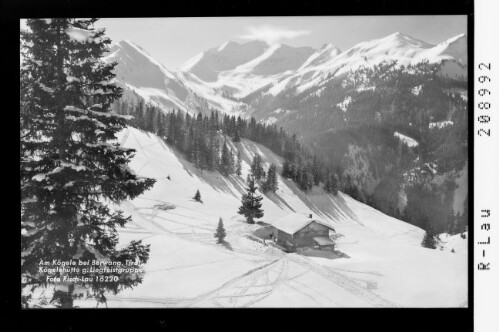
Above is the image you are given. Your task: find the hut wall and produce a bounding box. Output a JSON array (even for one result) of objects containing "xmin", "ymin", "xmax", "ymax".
[
  {"xmin": 276, "ymin": 229, "xmax": 294, "ymax": 249},
  {"xmin": 293, "ymin": 222, "xmax": 330, "ymax": 247}
]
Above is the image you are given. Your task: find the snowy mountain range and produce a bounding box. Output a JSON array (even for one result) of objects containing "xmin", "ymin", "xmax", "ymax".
[{"xmin": 106, "ymin": 32, "xmax": 467, "ymax": 117}]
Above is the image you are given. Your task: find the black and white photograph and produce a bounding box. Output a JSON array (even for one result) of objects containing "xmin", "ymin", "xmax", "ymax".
[{"xmin": 20, "ymin": 14, "xmax": 470, "ymax": 310}]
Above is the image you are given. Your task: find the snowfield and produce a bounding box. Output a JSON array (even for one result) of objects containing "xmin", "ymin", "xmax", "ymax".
[{"xmin": 75, "ymin": 127, "xmax": 466, "ymax": 308}]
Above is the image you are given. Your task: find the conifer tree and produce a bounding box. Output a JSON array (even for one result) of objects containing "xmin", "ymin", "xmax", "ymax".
[
  {"xmin": 330, "ymin": 173, "xmax": 339, "ymax": 195},
  {"xmin": 214, "ymin": 217, "xmax": 226, "ymax": 244},
  {"xmin": 262, "ymin": 164, "xmax": 278, "ymax": 193},
  {"xmin": 270, "ymin": 164, "xmax": 279, "ymax": 192},
  {"xmin": 446, "ymin": 209, "xmax": 457, "ymax": 235},
  {"xmin": 219, "ymin": 141, "xmax": 232, "ymax": 176},
  {"xmin": 228, "ymin": 149, "xmax": 235, "ymax": 175},
  {"xmin": 175, "ymin": 111, "xmax": 185, "ymax": 150},
  {"xmin": 236, "ymin": 151, "xmax": 242, "ymax": 176},
  {"xmin": 156, "ymin": 111, "xmax": 166, "ymax": 138},
  {"xmin": 193, "ymin": 189, "xmax": 202, "ymax": 203},
  {"xmin": 146, "ymin": 104, "xmax": 156, "ymax": 132},
  {"xmin": 237, "ymin": 175, "xmax": 264, "ymax": 224},
  {"xmin": 167, "ymin": 109, "xmax": 176, "ymax": 144},
  {"xmin": 186, "ymin": 126, "xmax": 195, "ymax": 162},
  {"xmin": 282, "ymin": 160, "xmax": 293, "ymax": 179},
  {"xmin": 420, "ymin": 216, "xmax": 438, "ymax": 249},
  {"xmin": 250, "ymin": 154, "xmax": 265, "ymax": 182},
  {"xmin": 421, "ymin": 231, "xmax": 438, "ymax": 249},
  {"xmin": 207, "ymin": 133, "xmax": 218, "ymax": 171},
  {"xmin": 299, "ymin": 167, "xmax": 314, "ymax": 191},
  {"xmin": 324, "ymin": 173, "xmax": 339, "ymax": 195},
  {"xmin": 324, "ymin": 176, "xmax": 332, "ymax": 193},
  {"xmin": 20, "ymin": 18, "xmax": 155, "ymax": 308},
  {"xmin": 233, "ymin": 130, "xmax": 241, "ymax": 142}
]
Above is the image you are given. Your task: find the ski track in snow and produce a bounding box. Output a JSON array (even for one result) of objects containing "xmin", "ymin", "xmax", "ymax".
[
  {"xmin": 112, "ymin": 196, "xmax": 400, "ymax": 308},
  {"xmin": 285, "ymin": 255, "xmax": 398, "ymax": 307}
]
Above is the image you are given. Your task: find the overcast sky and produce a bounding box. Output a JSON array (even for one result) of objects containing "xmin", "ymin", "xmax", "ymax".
[{"xmin": 83, "ymin": 16, "xmax": 464, "ymax": 69}]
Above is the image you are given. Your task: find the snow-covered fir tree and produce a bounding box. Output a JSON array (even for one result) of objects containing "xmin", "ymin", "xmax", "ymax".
[
  {"xmin": 237, "ymin": 175, "xmax": 264, "ymax": 224},
  {"xmin": 228, "ymin": 149, "xmax": 235, "ymax": 174},
  {"xmin": 298, "ymin": 167, "xmax": 314, "ymax": 191},
  {"xmin": 235, "ymin": 151, "xmax": 242, "ymax": 176},
  {"xmin": 262, "ymin": 163, "xmax": 278, "ymax": 193},
  {"xmin": 193, "ymin": 189, "xmax": 202, "ymax": 202},
  {"xmin": 214, "ymin": 217, "xmax": 226, "ymax": 244},
  {"xmin": 20, "ymin": 18, "xmax": 156, "ymax": 308},
  {"xmin": 219, "ymin": 141, "xmax": 234, "ymax": 176},
  {"xmin": 421, "ymin": 231, "xmax": 438, "ymax": 249},
  {"xmin": 250, "ymin": 154, "xmax": 265, "ymax": 182}
]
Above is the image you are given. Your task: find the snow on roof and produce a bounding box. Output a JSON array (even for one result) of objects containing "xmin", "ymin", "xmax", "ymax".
[{"xmin": 270, "ymin": 213, "xmax": 334, "ymax": 235}]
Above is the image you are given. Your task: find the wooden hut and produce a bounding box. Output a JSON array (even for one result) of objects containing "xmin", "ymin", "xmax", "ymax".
[{"xmin": 269, "ymin": 213, "xmax": 336, "ymax": 251}]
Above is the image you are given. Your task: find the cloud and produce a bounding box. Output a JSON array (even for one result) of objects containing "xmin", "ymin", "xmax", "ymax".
[{"xmin": 239, "ymin": 25, "xmax": 311, "ymax": 44}]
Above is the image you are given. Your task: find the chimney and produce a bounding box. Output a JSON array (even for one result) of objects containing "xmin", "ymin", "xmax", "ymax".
[{"xmin": 309, "ymin": 214, "xmax": 313, "ymax": 219}]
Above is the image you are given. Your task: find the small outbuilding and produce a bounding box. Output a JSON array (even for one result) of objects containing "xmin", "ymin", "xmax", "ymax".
[{"xmin": 269, "ymin": 213, "xmax": 336, "ymax": 251}]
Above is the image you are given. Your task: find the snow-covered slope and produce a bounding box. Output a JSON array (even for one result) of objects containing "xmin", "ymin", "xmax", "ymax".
[
  {"xmin": 105, "ymin": 40, "xmax": 190, "ymax": 111},
  {"xmin": 422, "ymin": 33, "xmax": 467, "ymax": 66},
  {"xmin": 73, "ymin": 127, "xmax": 467, "ymax": 308}
]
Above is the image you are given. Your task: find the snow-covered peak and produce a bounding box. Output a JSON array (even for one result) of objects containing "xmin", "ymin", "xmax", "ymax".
[
  {"xmin": 109, "ymin": 39, "xmax": 177, "ymax": 80},
  {"xmin": 300, "ymin": 43, "xmax": 342, "ymax": 69},
  {"xmin": 345, "ymin": 32, "xmax": 433, "ymax": 59},
  {"xmin": 106, "ymin": 39, "xmax": 196, "ymax": 112},
  {"xmin": 232, "ymin": 43, "xmax": 316, "ymax": 76},
  {"xmin": 180, "ymin": 40, "xmax": 269, "ymax": 82},
  {"xmin": 379, "ymin": 32, "xmax": 434, "ymax": 48}
]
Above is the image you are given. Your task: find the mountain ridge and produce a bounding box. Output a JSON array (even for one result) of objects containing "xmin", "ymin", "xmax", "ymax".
[{"xmin": 107, "ymin": 32, "xmax": 467, "ymax": 115}]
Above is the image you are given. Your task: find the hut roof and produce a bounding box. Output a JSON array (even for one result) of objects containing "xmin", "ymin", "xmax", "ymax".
[{"xmin": 271, "ymin": 213, "xmax": 334, "ymax": 235}]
